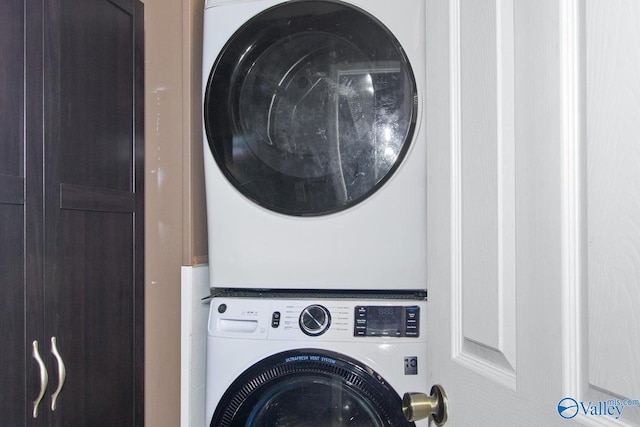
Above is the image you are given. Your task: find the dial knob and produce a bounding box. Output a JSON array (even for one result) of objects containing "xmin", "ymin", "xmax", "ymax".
[{"xmin": 299, "ymin": 305, "xmax": 331, "ymax": 336}]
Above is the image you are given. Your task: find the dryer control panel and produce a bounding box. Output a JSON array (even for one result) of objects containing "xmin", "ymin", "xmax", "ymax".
[{"xmin": 354, "ymin": 305, "xmax": 420, "ymax": 338}]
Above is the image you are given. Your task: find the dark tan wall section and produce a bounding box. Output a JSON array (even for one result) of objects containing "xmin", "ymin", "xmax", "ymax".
[{"xmin": 144, "ymin": 0, "xmax": 206, "ymax": 424}]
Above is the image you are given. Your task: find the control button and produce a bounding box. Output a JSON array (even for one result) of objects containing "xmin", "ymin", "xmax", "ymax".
[
  {"xmin": 405, "ymin": 306, "xmax": 420, "ymax": 337},
  {"xmin": 354, "ymin": 306, "xmax": 368, "ymax": 336},
  {"xmin": 271, "ymin": 311, "xmax": 281, "ymax": 328},
  {"xmin": 354, "ymin": 324, "xmax": 367, "ymax": 335}
]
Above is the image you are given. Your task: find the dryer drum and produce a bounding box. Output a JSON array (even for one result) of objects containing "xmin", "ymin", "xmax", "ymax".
[
  {"xmin": 204, "ymin": 0, "xmax": 418, "ymax": 216},
  {"xmin": 210, "ymin": 349, "xmax": 416, "ymax": 426}
]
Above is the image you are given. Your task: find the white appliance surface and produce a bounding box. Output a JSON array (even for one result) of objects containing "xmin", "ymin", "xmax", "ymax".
[
  {"xmin": 180, "ymin": 265, "xmax": 210, "ymax": 427},
  {"xmin": 202, "ymin": 0, "xmax": 427, "ymax": 291},
  {"xmin": 206, "ymin": 296, "xmax": 429, "ymax": 426}
]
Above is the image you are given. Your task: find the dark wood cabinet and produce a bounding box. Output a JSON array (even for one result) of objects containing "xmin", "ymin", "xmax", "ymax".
[{"xmin": 0, "ymin": 0, "xmax": 144, "ymax": 425}]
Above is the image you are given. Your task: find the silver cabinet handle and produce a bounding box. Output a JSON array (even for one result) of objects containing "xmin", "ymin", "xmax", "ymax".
[
  {"xmin": 50, "ymin": 336, "xmax": 66, "ymax": 411},
  {"xmin": 32, "ymin": 340, "xmax": 49, "ymax": 418}
]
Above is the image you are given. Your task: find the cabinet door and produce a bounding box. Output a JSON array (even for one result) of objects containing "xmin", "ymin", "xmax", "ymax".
[
  {"xmin": 42, "ymin": 0, "xmax": 144, "ymax": 425},
  {"xmin": 0, "ymin": 1, "xmax": 28, "ymax": 424}
]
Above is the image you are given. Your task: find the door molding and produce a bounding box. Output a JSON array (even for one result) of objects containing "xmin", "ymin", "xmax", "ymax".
[
  {"xmin": 450, "ymin": 0, "xmax": 517, "ymax": 390},
  {"xmin": 560, "ymin": 0, "xmax": 585, "ymax": 406}
]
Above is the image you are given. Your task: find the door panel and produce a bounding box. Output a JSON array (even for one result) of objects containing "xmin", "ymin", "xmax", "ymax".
[
  {"xmin": 426, "ymin": 1, "xmax": 564, "ymax": 424},
  {"xmin": 0, "ymin": 0, "xmax": 24, "ymax": 177},
  {"xmin": 0, "ymin": 205, "xmax": 26, "ymax": 426},
  {"xmin": 43, "ymin": 0, "xmax": 144, "ymax": 425},
  {"xmin": 54, "ymin": 0, "xmax": 134, "ymax": 193},
  {"xmin": 455, "ymin": 0, "xmax": 517, "ymax": 386},
  {"xmin": 0, "ymin": 0, "xmax": 27, "ymax": 424},
  {"xmin": 47, "ymin": 209, "xmax": 136, "ymax": 426},
  {"xmin": 574, "ymin": 1, "xmax": 640, "ymax": 422},
  {"xmin": 426, "ymin": 0, "xmax": 640, "ymax": 425}
]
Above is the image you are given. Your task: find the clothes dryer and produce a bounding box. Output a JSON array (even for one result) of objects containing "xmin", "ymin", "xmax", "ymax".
[
  {"xmin": 203, "ymin": 0, "xmax": 427, "ymax": 290},
  {"xmin": 205, "ymin": 296, "xmax": 433, "ymax": 426}
]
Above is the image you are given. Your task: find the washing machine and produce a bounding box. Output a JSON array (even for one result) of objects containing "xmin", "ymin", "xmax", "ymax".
[
  {"xmin": 202, "ymin": 0, "xmax": 427, "ymax": 291},
  {"xmin": 206, "ymin": 295, "xmax": 438, "ymax": 426}
]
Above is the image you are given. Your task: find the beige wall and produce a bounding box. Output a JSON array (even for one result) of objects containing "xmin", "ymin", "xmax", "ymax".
[{"xmin": 144, "ymin": 0, "xmax": 206, "ymax": 424}]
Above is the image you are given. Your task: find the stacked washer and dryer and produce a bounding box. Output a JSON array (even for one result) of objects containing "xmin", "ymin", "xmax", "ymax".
[{"xmin": 202, "ymin": 1, "xmax": 443, "ymax": 426}]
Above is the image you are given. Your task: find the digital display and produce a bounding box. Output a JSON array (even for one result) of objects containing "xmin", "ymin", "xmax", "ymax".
[
  {"xmin": 365, "ymin": 306, "xmax": 402, "ymax": 336},
  {"xmin": 354, "ymin": 305, "xmax": 419, "ymax": 337}
]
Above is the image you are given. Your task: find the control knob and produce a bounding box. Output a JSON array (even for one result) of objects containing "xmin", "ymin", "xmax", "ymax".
[{"xmin": 299, "ymin": 304, "xmax": 331, "ymax": 336}]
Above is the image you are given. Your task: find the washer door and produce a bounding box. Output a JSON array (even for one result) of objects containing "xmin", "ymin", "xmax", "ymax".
[
  {"xmin": 204, "ymin": 0, "xmax": 417, "ymax": 216},
  {"xmin": 210, "ymin": 349, "xmax": 415, "ymax": 426}
]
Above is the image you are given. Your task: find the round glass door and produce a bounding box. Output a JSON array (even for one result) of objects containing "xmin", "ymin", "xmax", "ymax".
[
  {"xmin": 210, "ymin": 349, "xmax": 414, "ymax": 426},
  {"xmin": 204, "ymin": 0, "xmax": 417, "ymax": 216}
]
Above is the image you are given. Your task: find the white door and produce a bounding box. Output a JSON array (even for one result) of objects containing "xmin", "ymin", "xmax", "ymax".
[{"xmin": 424, "ymin": 1, "xmax": 640, "ymax": 426}]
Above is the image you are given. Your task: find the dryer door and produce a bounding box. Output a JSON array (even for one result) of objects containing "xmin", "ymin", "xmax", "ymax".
[
  {"xmin": 210, "ymin": 349, "xmax": 415, "ymax": 426},
  {"xmin": 204, "ymin": 0, "xmax": 417, "ymax": 216}
]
